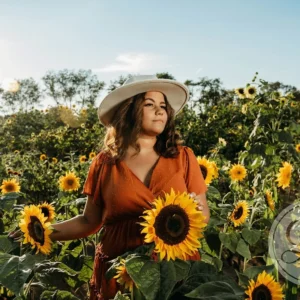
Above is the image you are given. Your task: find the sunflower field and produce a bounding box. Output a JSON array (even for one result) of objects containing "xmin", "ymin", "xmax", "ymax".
[{"xmin": 0, "ymin": 73, "xmax": 300, "ymax": 300}]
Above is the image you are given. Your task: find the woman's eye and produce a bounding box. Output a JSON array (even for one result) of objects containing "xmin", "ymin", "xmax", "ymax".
[{"xmin": 145, "ymin": 104, "xmax": 167, "ymax": 109}]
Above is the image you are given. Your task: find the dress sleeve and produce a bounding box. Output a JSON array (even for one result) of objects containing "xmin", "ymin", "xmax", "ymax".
[
  {"xmin": 82, "ymin": 152, "xmax": 105, "ymax": 206},
  {"xmin": 183, "ymin": 146, "xmax": 208, "ymax": 195}
]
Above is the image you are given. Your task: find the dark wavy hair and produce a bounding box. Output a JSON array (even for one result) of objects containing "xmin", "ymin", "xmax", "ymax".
[{"xmin": 100, "ymin": 92, "xmax": 184, "ymax": 162}]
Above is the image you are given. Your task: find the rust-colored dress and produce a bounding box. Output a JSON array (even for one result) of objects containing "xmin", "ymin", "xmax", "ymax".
[{"xmin": 82, "ymin": 145, "xmax": 207, "ymax": 300}]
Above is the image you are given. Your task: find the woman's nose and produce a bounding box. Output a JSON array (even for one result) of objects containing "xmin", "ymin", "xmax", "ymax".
[{"xmin": 155, "ymin": 106, "xmax": 164, "ymax": 114}]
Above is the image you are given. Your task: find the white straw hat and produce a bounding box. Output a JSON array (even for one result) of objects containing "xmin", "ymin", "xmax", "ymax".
[{"xmin": 98, "ymin": 75, "xmax": 189, "ymax": 127}]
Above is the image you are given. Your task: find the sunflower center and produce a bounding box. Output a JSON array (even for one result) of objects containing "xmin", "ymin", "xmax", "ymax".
[
  {"xmin": 234, "ymin": 207, "xmax": 244, "ymax": 220},
  {"xmin": 67, "ymin": 179, "xmax": 74, "ymax": 186},
  {"xmin": 200, "ymin": 166, "xmax": 208, "ymax": 179},
  {"xmin": 5, "ymin": 183, "xmax": 14, "ymax": 192},
  {"xmin": 249, "ymin": 89, "xmax": 254, "ymax": 94},
  {"xmin": 41, "ymin": 207, "xmax": 50, "ymax": 217},
  {"xmin": 154, "ymin": 205, "xmax": 190, "ymax": 245},
  {"xmin": 28, "ymin": 216, "xmax": 45, "ymax": 245},
  {"xmin": 252, "ymin": 284, "xmax": 272, "ymax": 300},
  {"xmin": 239, "ymin": 89, "xmax": 244, "ymax": 94}
]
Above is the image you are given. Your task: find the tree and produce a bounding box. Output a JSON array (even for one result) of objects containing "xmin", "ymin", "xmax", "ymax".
[
  {"xmin": 184, "ymin": 77, "xmax": 233, "ymax": 114},
  {"xmin": 42, "ymin": 69, "xmax": 105, "ymax": 108},
  {"xmin": 156, "ymin": 72, "xmax": 175, "ymax": 80},
  {"xmin": 0, "ymin": 78, "xmax": 42, "ymax": 114}
]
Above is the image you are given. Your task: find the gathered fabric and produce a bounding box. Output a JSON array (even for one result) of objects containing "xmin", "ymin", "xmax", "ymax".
[{"xmin": 82, "ymin": 146, "xmax": 207, "ymax": 300}]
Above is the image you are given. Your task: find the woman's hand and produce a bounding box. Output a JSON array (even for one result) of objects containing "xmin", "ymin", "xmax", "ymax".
[
  {"xmin": 8, "ymin": 229, "xmax": 22, "ymax": 241},
  {"xmin": 189, "ymin": 192, "xmax": 204, "ymax": 211},
  {"xmin": 189, "ymin": 192, "xmax": 210, "ymax": 223}
]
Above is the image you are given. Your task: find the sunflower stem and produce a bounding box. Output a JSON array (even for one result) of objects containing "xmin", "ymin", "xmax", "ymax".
[
  {"xmin": 249, "ymin": 201, "xmax": 260, "ymax": 227},
  {"xmin": 24, "ymin": 276, "xmax": 34, "ymax": 297},
  {"xmin": 218, "ymin": 223, "xmax": 228, "ymax": 260},
  {"xmin": 243, "ymin": 257, "xmax": 248, "ymax": 272}
]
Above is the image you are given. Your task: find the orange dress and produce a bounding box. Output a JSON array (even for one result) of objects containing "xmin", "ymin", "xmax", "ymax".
[{"xmin": 82, "ymin": 145, "xmax": 207, "ymax": 300}]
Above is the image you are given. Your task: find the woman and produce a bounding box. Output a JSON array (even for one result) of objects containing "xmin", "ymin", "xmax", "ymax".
[{"xmin": 21, "ymin": 75, "xmax": 210, "ymax": 299}]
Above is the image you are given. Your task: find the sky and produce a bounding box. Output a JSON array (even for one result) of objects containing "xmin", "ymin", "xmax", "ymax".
[{"xmin": 0, "ymin": 0, "xmax": 299, "ymax": 108}]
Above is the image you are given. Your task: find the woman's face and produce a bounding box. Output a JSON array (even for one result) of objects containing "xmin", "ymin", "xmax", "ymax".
[{"xmin": 141, "ymin": 91, "xmax": 168, "ymax": 137}]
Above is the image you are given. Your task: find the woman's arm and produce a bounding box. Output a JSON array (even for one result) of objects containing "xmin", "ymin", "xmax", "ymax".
[
  {"xmin": 50, "ymin": 195, "xmax": 102, "ymax": 241},
  {"xmin": 190, "ymin": 192, "xmax": 210, "ymax": 224}
]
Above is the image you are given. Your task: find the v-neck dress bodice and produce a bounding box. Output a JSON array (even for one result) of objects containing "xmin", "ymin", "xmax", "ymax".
[
  {"xmin": 120, "ymin": 155, "xmax": 161, "ymax": 189},
  {"xmin": 82, "ymin": 145, "xmax": 207, "ymax": 300}
]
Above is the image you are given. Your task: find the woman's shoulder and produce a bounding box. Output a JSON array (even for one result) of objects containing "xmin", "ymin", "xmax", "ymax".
[
  {"xmin": 177, "ymin": 145, "xmax": 195, "ymax": 155},
  {"xmin": 92, "ymin": 150, "xmax": 115, "ymax": 165}
]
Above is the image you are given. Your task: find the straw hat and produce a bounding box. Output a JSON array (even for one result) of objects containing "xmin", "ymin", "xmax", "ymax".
[{"xmin": 98, "ymin": 75, "xmax": 189, "ymax": 127}]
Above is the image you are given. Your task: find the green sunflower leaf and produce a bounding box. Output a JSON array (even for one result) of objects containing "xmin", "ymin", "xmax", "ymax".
[
  {"xmin": 125, "ymin": 256, "xmax": 160, "ymax": 300},
  {"xmin": 244, "ymin": 265, "xmax": 275, "ymax": 279},
  {"xmin": 207, "ymin": 186, "xmax": 221, "ymax": 201},
  {"xmin": 0, "ymin": 235, "xmax": 19, "ymax": 253},
  {"xmin": 184, "ymin": 281, "xmax": 243, "ymax": 299},
  {"xmin": 0, "ymin": 253, "xmax": 45, "ymax": 295},
  {"xmin": 241, "ymin": 228, "xmax": 261, "ymax": 245},
  {"xmin": 236, "ymin": 239, "xmax": 251, "ymax": 259},
  {"xmin": 219, "ymin": 232, "xmax": 238, "ymax": 253},
  {"xmin": 158, "ymin": 260, "xmax": 176, "ymax": 300}
]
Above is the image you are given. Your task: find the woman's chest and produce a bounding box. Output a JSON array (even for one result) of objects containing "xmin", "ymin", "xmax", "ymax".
[{"xmin": 123, "ymin": 153, "xmax": 160, "ymax": 187}]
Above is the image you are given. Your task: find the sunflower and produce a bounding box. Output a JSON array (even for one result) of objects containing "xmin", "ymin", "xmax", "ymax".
[
  {"xmin": 229, "ymin": 164, "xmax": 247, "ymax": 182},
  {"xmin": 52, "ymin": 157, "xmax": 58, "ymax": 164},
  {"xmin": 89, "ymin": 152, "xmax": 96, "ymax": 159},
  {"xmin": 38, "ymin": 202, "xmax": 56, "ymax": 222},
  {"xmin": 245, "ymin": 86, "xmax": 257, "ymax": 99},
  {"xmin": 279, "ymin": 97, "xmax": 287, "ymax": 106},
  {"xmin": 80, "ymin": 123, "xmax": 85, "ymax": 128},
  {"xmin": 210, "ymin": 161, "xmax": 219, "ymax": 179},
  {"xmin": 230, "ymin": 201, "xmax": 249, "ymax": 227},
  {"xmin": 295, "ymin": 144, "xmax": 300, "ymax": 153},
  {"xmin": 0, "ymin": 178, "xmax": 21, "ymax": 194},
  {"xmin": 197, "ymin": 157, "xmax": 214, "ymax": 185},
  {"xmin": 59, "ymin": 171, "xmax": 80, "ymax": 192},
  {"xmin": 264, "ymin": 190, "xmax": 275, "ymax": 211},
  {"xmin": 40, "ymin": 154, "xmax": 47, "ymax": 161},
  {"xmin": 114, "ymin": 259, "xmax": 134, "ymax": 292},
  {"xmin": 235, "ymin": 87, "xmax": 246, "ymax": 99},
  {"xmin": 249, "ymin": 187, "xmax": 256, "ymax": 197},
  {"xmin": 19, "ymin": 205, "xmax": 53, "ymax": 255},
  {"xmin": 218, "ymin": 137, "xmax": 227, "ymax": 147},
  {"xmin": 275, "ymin": 162, "xmax": 293, "ymax": 189},
  {"xmin": 14, "ymin": 150, "xmax": 20, "ymax": 154},
  {"xmin": 140, "ymin": 188, "xmax": 207, "ymax": 261},
  {"xmin": 79, "ymin": 155, "xmax": 87, "ymax": 163},
  {"xmin": 245, "ymin": 270, "xmax": 283, "ymax": 300},
  {"xmin": 290, "ymin": 101, "xmax": 297, "ymax": 108},
  {"xmin": 271, "ymin": 91, "xmax": 282, "ymax": 100},
  {"xmin": 241, "ymin": 104, "xmax": 248, "ymax": 114}
]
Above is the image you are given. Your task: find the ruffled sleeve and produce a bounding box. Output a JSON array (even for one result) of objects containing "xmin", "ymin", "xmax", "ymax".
[
  {"xmin": 183, "ymin": 146, "xmax": 207, "ymax": 195},
  {"xmin": 82, "ymin": 151, "xmax": 106, "ymax": 207}
]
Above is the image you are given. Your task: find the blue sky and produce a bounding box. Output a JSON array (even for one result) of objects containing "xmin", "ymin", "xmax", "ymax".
[{"xmin": 0, "ymin": 0, "xmax": 299, "ymax": 107}]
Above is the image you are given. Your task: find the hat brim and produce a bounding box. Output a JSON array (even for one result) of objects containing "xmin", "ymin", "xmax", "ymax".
[{"xmin": 98, "ymin": 79, "xmax": 189, "ymax": 127}]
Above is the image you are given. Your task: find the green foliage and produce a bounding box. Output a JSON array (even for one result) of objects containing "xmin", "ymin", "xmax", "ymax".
[{"xmin": 1, "ymin": 71, "xmax": 300, "ymax": 298}]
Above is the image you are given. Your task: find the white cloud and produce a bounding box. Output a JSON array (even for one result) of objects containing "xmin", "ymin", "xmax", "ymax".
[{"xmin": 93, "ymin": 53, "xmax": 168, "ymax": 73}]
